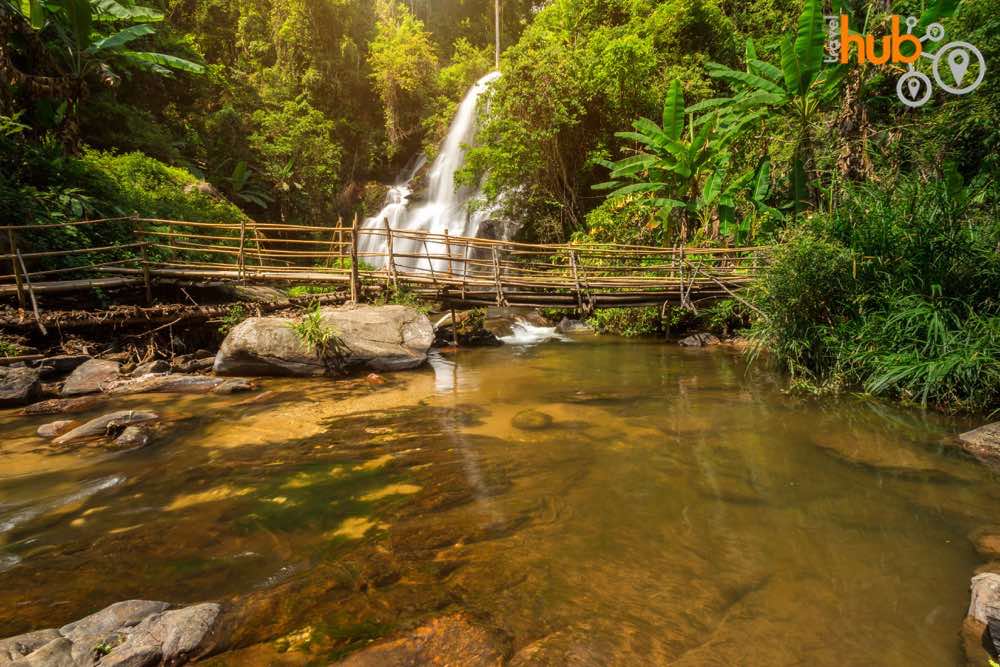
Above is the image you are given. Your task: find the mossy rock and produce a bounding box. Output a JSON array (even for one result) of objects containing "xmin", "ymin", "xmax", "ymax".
[{"xmin": 511, "ymin": 410, "xmax": 554, "ymax": 431}]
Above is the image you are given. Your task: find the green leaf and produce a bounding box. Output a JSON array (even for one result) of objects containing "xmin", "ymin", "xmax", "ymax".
[
  {"xmin": 592, "ymin": 180, "xmax": 622, "ymax": 191},
  {"xmin": 917, "ymin": 0, "xmax": 963, "ymax": 33},
  {"xmin": 793, "ymin": 0, "xmax": 825, "ymax": 90},
  {"xmin": 779, "ymin": 37, "xmax": 802, "ymax": 96},
  {"xmin": 608, "ymin": 182, "xmax": 670, "ymax": 197},
  {"xmin": 790, "ymin": 157, "xmax": 809, "ymax": 214},
  {"xmin": 685, "ymin": 97, "xmax": 732, "ymax": 114},
  {"xmin": 121, "ymin": 50, "xmax": 205, "ymax": 73},
  {"xmin": 87, "ymin": 23, "xmax": 155, "ymax": 52},
  {"xmin": 751, "ymin": 158, "xmax": 772, "ymax": 202},
  {"xmin": 61, "ymin": 0, "xmax": 94, "ymax": 52},
  {"xmin": 745, "ymin": 37, "xmax": 758, "ymax": 64},
  {"xmin": 706, "ymin": 62, "xmax": 785, "ymax": 96},
  {"xmin": 662, "ymin": 79, "xmax": 684, "ymax": 142},
  {"xmin": 747, "ymin": 59, "xmax": 783, "ymax": 84},
  {"xmin": 91, "ymin": 0, "xmax": 163, "ymax": 22}
]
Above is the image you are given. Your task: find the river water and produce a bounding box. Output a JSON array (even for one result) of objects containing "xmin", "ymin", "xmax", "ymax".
[{"xmin": 0, "ymin": 338, "xmax": 996, "ymax": 665}]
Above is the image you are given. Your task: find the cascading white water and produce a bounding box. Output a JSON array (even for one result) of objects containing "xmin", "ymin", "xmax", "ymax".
[{"xmin": 357, "ymin": 71, "xmax": 501, "ymax": 275}]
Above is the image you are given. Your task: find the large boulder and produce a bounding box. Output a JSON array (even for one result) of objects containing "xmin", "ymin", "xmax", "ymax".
[
  {"xmin": 959, "ymin": 423, "xmax": 1000, "ymax": 466},
  {"xmin": 0, "ymin": 367, "xmax": 41, "ymax": 407},
  {"xmin": 214, "ymin": 305, "xmax": 433, "ymax": 376},
  {"xmin": 61, "ymin": 359, "xmax": 120, "ymax": 396},
  {"xmin": 320, "ymin": 304, "xmax": 434, "ymax": 371},
  {"xmin": 213, "ymin": 317, "xmax": 326, "ymax": 377}
]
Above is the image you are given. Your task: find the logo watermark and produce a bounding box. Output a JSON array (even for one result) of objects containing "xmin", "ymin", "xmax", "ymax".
[{"xmin": 825, "ymin": 15, "xmax": 986, "ymax": 108}]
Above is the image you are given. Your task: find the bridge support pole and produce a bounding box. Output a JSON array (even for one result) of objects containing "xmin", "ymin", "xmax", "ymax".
[
  {"xmin": 350, "ymin": 214, "xmax": 361, "ymax": 303},
  {"xmin": 383, "ymin": 218, "xmax": 398, "ymax": 291},
  {"xmin": 7, "ymin": 229, "xmax": 25, "ymax": 310},
  {"xmin": 491, "ymin": 246, "xmax": 506, "ymax": 307}
]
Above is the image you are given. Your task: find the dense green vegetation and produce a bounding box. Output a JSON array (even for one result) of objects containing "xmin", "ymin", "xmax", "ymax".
[{"xmin": 2, "ymin": 0, "xmax": 997, "ymax": 411}]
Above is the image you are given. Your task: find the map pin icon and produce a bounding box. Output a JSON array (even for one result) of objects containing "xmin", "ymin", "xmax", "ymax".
[
  {"xmin": 906, "ymin": 76, "xmax": 920, "ymax": 99},
  {"xmin": 948, "ymin": 49, "xmax": 970, "ymax": 85}
]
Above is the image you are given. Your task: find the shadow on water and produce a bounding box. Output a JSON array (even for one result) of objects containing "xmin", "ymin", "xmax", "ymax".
[{"xmin": 0, "ymin": 340, "xmax": 996, "ymax": 665}]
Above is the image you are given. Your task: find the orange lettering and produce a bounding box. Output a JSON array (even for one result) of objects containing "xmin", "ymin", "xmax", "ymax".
[
  {"xmin": 866, "ymin": 34, "xmax": 891, "ymax": 64},
  {"xmin": 891, "ymin": 15, "xmax": 922, "ymax": 63},
  {"xmin": 840, "ymin": 15, "xmax": 866, "ymax": 63}
]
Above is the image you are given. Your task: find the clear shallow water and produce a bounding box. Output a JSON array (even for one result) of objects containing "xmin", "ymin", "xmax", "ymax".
[{"xmin": 0, "ymin": 339, "xmax": 996, "ymax": 665}]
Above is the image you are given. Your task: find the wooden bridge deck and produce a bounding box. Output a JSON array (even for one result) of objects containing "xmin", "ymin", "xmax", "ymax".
[{"xmin": 0, "ymin": 217, "xmax": 766, "ymax": 314}]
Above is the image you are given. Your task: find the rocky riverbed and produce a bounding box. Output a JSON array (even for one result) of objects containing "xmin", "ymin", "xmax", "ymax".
[{"xmin": 1, "ymin": 304, "xmax": 999, "ymax": 666}]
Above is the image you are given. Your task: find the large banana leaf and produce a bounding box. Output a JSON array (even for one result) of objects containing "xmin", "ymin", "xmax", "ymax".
[
  {"xmin": 706, "ymin": 63, "xmax": 785, "ymax": 96},
  {"xmin": 793, "ymin": 0, "xmax": 825, "ymax": 91},
  {"xmin": 121, "ymin": 50, "xmax": 205, "ymax": 73},
  {"xmin": 92, "ymin": 0, "xmax": 163, "ymax": 23},
  {"xmin": 88, "ymin": 23, "xmax": 155, "ymax": 52},
  {"xmin": 662, "ymin": 79, "xmax": 684, "ymax": 142},
  {"xmin": 779, "ymin": 37, "xmax": 802, "ymax": 96}
]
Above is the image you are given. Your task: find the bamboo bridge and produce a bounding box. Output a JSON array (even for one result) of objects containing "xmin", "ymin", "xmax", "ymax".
[{"xmin": 0, "ymin": 217, "xmax": 766, "ymax": 320}]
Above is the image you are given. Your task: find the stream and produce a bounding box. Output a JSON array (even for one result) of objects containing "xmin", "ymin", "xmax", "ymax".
[{"xmin": 0, "ymin": 337, "xmax": 996, "ymax": 665}]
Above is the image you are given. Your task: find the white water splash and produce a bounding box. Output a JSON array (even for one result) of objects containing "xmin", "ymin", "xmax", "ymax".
[
  {"xmin": 499, "ymin": 319, "xmax": 568, "ymax": 346},
  {"xmin": 358, "ymin": 71, "xmax": 502, "ymax": 275}
]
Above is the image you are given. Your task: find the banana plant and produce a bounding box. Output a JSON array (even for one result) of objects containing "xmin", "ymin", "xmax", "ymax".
[
  {"xmin": 594, "ymin": 79, "xmax": 763, "ymax": 241},
  {"xmin": 693, "ymin": 0, "xmax": 845, "ymax": 214},
  {"xmin": 8, "ymin": 0, "xmax": 203, "ymax": 146}
]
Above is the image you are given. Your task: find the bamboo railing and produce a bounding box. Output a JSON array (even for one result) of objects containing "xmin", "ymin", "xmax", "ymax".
[{"xmin": 0, "ymin": 216, "xmax": 768, "ymax": 314}]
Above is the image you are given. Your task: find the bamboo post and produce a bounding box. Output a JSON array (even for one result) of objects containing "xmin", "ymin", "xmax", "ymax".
[
  {"xmin": 461, "ymin": 243, "xmax": 470, "ymax": 300},
  {"xmin": 383, "ymin": 218, "xmax": 398, "ymax": 290},
  {"xmin": 138, "ymin": 240, "xmax": 152, "ymax": 306},
  {"xmin": 569, "ymin": 248, "xmax": 584, "ymax": 313},
  {"xmin": 7, "ymin": 229, "xmax": 25, "ymax": 309},
  {"xmin": 350, "ymin": 214, "xmax": 360, "ymax": 303},
  {"xmin": 335, "ymin": 218, "xmax": 344, "ymax": 267},
  {"xmin": 444, "ymin": 229, "xmax": 453, "ymax": 278},
  {"xmin": 16, "ymin": 249, "xmax": 46, "ymax": 335},
  {"xmin": 238, "ymin": 218, "xmax": 246, "ymax": 283},
  {"xmin": 422, "ymin": 239, "xmax": 438, "ymax": 287},
  {"xmin": 451, "ymin": 307, "xmax": 459, "ymax": 347},
  {"xmin": 491, "ymin": 246, "xmax": 505, "ymax": 307}
]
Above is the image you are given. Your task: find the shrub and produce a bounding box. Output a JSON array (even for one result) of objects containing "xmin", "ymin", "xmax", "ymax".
[
  {"xmin": 587, "ymin": 307, "xmax": 663, "ymax": 337},
  {"xmin": 747, "ymin": 228, "xmax": 856, "ymax": 378}
]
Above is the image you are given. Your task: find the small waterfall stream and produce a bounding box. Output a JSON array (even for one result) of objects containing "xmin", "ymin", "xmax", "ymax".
[{"xmin": 357, "ymin": 71, "xmax": 502, "ymax": 275}]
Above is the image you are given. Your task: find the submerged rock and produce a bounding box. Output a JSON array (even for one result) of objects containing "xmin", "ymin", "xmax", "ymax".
[
  {"xmin": 214, "ymin": 304, "xmax": 434, "ymax": 376},
  {"xmin": 212, "ymin": 378, "xmax": 256, "ymax": 395},
  {"xmin": 113, "ymin": 425, "xmax": 151, "ymax": 449},
  {"xmin": 20, "ymin": 395, "xmax": 102, "ymax": 416},
  {"xmin": 511, "ymin": 409, "xmax": 554, "ymax": 431},
  {"xmin": 971, "ymin": 530, "xmax": 1000, "ymax": 559},
  {"xmin": 334, "ymin": 613, "xmax": 507, "ymax": 666},
  {"xmin": 678, "ymin": 333, "xmax": 721, "ymax": 347},
  {"xmin": 958, "ymin": 423, "xmax": 1000, "ymax": 467},
  {"xmin": 556, "ymin": 317, "xmax": 594, "ymax": 335},
  {"xmin": 36, "ymin": 420, "xmax": 77, "ymax": 439},
  {"xmin": 0, "ymin": 367, "xmax": 41, "ymax": 407},
  {"xmin": 61, "ymin": 359, "xmax": 120, "ymax": 396},
  {"xmin": 52, "ymin": 410, "xmax": 159, "ymax": 445}
]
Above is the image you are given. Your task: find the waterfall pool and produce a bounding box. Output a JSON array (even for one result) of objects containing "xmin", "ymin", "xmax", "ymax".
[{"xmin": 0, "ymin": 338, "xmax": 995, "ymax": 665}]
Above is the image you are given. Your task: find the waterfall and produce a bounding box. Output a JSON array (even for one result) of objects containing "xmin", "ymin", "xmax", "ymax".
[{"xmin": 357, "ymin": 71, "xmax": 502, "ymax": 275}]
